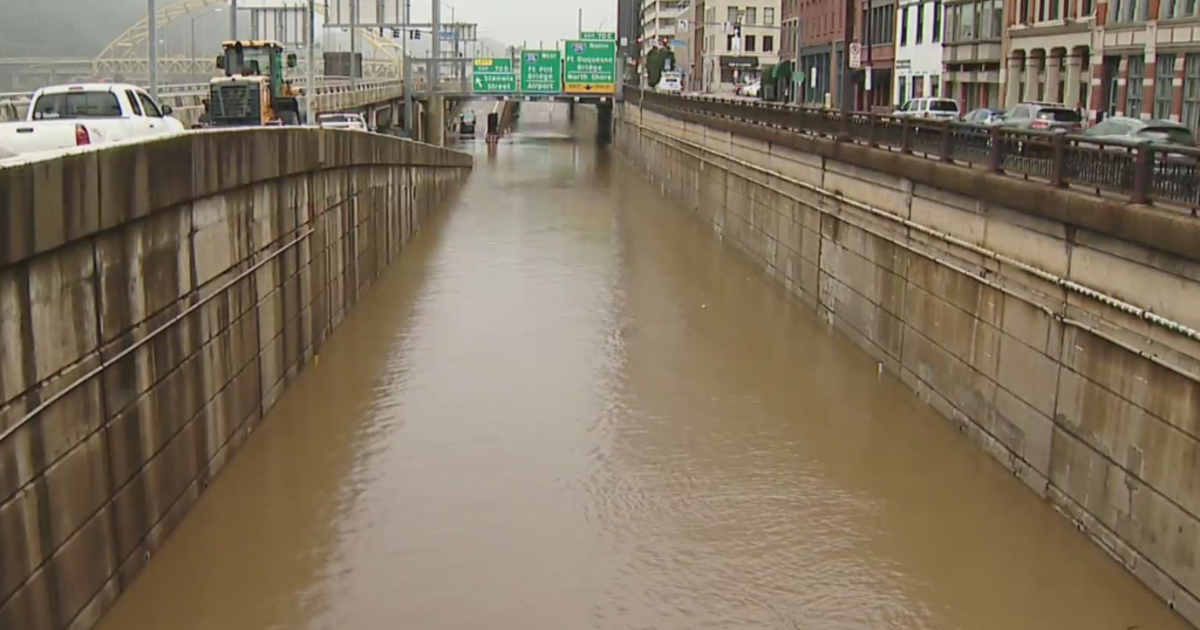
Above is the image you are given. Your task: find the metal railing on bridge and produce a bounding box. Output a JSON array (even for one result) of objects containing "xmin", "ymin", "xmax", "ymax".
[{"xmin": 627, "ymin": 87, "xmax": 1200, "ymax": 210}]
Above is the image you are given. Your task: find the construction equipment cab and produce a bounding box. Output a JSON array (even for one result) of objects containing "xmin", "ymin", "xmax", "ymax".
[{"xmin": 206, "ymin": 40, "xmax": 301, "ymax": 126}]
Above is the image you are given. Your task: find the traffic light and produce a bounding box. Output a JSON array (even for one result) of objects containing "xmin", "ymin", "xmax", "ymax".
[
  {"xmin": 410, "ymin": 29, "xmax": 421, "ymax": 40},
  {"xmin": 392, "ymin": 28, "xmax": 401, "ymax": 38}
]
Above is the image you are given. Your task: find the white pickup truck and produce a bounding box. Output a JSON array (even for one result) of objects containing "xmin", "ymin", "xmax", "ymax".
[{"xmin": 0, "ymin": 83, "xmax": 185, "ymax": 158}]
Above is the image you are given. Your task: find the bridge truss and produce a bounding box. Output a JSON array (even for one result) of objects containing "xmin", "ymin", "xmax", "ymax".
[{"xmin": 94, "ymin": 0, "xmax": 405, "ymax": 79}]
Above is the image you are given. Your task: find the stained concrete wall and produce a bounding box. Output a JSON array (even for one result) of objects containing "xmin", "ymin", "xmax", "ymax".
[
  {"xmin": 617, "ymin": 102, "xmax": 1200, "ymax": 627},
  {"xmin": 0, "ymin": 128, "xmax": 471, "ymax": 630}
]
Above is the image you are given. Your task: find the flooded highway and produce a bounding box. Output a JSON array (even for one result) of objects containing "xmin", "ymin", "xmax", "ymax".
[{"xmin": 96, "ymin": 105, "xmax": 1190, "ymax": 630}]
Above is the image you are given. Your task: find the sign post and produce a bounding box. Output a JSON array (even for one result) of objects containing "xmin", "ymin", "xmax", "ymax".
[
  {"xmin": 564, "ymin": 39, "xmax": 618, "ymax": 95},
  {"xmin": 472, "ymin": 57, "xmax": 517, "ymax": 93},
  {"xmin": 520, "ymin": 50, "xmax": 563, "ymax": 94}
]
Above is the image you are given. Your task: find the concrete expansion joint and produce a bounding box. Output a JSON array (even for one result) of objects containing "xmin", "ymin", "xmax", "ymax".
[{"xmin": 625, "ymin": 117, "xmax": 1200, "ymax": 355}]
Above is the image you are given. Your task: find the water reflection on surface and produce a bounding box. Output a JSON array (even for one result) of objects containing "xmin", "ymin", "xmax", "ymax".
[{"xmin": 95, "ymin": 104, "xmax": 1189, "ymax": 630}]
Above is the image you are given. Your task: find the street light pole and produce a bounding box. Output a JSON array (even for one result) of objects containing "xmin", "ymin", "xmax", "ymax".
[
  {"xmin": 148, "ymin": 0, "xmax": 159, "ymax": 98},
  {"xmin": 190, "ymin": 7, "xmax": 221, "ymax": 75},
  {"xmin": 230, "ymin": 0, "xmax": 238, "ymax": 40},
  {"xmin": 350, "ymin": 0, "xmax": 358, "ymax": 87},
  {"xmin": 307, "ymin": 0, "xmax": 316, "ymax": 123},
  {"xmin": 840, "ymin": 0, "xmax": 855, "ymax": 125},
  {"xmin": 403, "ymin": 0, "xmax": 413, "ymax": 136}
]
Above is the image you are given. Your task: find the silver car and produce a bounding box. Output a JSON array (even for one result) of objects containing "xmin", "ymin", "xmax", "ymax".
[{"xmin": 1083, "ymin": 116, "xmax": 1195, "ymax": 148}]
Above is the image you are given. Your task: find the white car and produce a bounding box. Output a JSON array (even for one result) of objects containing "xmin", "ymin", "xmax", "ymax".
[
  {"xmin": 736, "ymin": 81, "xmax": 761, "ymax": 98},
  {"xmin": 892, "ymin": 97, "xmax": 961, "ymax": 121},
  {"xmin": 317, "ymin": 112, "xmax": 369, "ymax": 131},
  {"xmin": 657, "ymin": 72, "xmax": 683, "ymax": 94},
  {"xmin": 0, "ymin": 83, "xmax": 184, "ymax": 157}
]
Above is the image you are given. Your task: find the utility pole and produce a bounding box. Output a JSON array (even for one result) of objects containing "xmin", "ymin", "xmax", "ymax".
[
  {"xmin": 230, "ymin": 0, "xmax": 238, "ymax": 40},
  {"xmin": 350, "ymin": 0, "xmax": 358, "ymax": 87},
  {"xmin": 307, "ymin": 0, "xmax": 316, "ymax": 123},
  {"xmin": 840, "ymin": 0, "xmax": 855, "ymax": 126},
  {"xmin": 578, "ymin": 8, "xmax": 583, "ymax": 37},
  {"xmin": 431, "ymin": 0, "xmax": 441, "ymax": 87},
  {"xmin": 148, "ymin": 0, "xmax": 159, "ymax": 98},
  {"xmin": 430, "ymin": 0, "xmax": 444, "ymax": 145},
  {"xmin": 403, "ymin": 0, "xmax": 413, "ymax": 136}
]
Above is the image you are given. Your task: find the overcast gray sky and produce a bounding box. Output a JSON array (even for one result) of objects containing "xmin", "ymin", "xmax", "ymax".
[{"xmin": 408, "ymin": 0, "xmax": 617, "ymax": 49}]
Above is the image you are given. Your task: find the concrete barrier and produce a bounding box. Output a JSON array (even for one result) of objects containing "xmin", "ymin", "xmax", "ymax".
[
  {"xmin": 0, "ymin": 128, "xmax": 471, "ymax": 630},
  {"xmin": 618, "ymin": 102, "xmax": 1200, "ymax": 628}
]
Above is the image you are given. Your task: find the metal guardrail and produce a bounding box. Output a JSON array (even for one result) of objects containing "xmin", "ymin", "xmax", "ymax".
[
  {"xmin": 0, "ymin": 76, "xmax": 372, "ymax": 103},
  {"xmin": 627, "ymin": 87, "xmax": 1200, "ymax": 210}
]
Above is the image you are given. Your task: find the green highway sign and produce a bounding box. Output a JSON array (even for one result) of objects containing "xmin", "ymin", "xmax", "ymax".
[
  {"xmin": 473, "ymin": 57, "xmax": 517, "ymax": 93},
  {"xmin": 580, "ymin": 31, "xmax": 617, "ymax": 41},
  {"xmin": 564, "ymin": 40, "xmax": 617, "ymax": 95},
  {"xmin": 520, "ymin": 50, "xmax": 562, "ymax": 94}
]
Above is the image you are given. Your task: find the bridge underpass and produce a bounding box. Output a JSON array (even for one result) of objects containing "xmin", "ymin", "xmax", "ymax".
[{"xmin": 0, "ymin": 101, "xmax": 1190, "ymax": 630}]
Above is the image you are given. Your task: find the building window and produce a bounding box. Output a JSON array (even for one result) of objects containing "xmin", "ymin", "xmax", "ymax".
[
  {"xmin": 932, "ymin": 1, "xmax": 941, "ymax": 41},
  {"xmin": 931, "ymin": 74, "xmax": 940, "ymax": 96},
  {"xmin": 916, "ymin": 2, "xmax": 925, "ymax": 42},
  {"xmin": 765, "ymin": 7, "xmax": 776, "ymax": 25},
  {"xmin": 728, "ymin": 6, "xmax": 740, "ymax": 23},
  {"xmin": 1163, "ymin": 0, "xmax": 1200, "ymax": 17},
  {"xmin": 901, "ymin": 6, "xmax": 910, "ymax": 43},
  {"xmin": 1048, "ymin": 0, "xmax": 1061, "ymax": 19},
  {"xmin": 960, "ymin": 1, "xmax": 976, "ymax": 39},
  {"xmin": 1183, "ymin": 54, "xmax": 1200, "ymax": 131},
  {"xmin": 745, "ymin": 34, "xmax": 757, "ymax": 51},
  {"xmin": 1155, "ymin": 54, "xmax": 1176, "ymax": 119},
  {"xmin": 745, "ymin": 7, "xmax": 757, "ymax": 24},
  {"xmin": 764, "ymin": 35, "xmax": 775, "ymax": 52},
  {"xmin": 1127, "ymin": 55, "xmax": 1145, "ymax": 115},
  {"xmin": 1110, "ymin": 0, "xmax": 1144, "ymax": 22}
]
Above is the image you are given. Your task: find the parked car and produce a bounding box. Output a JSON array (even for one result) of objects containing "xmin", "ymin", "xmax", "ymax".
[
  {"xmin": 317, "ymin": 112, "xmax": 369, "ymax": 131},
  {"xmin": 657, "ymin": 71, "xmax": 683, "ymax": 94},
  {"xmin": 892, "ymin": 97, "xmax": 961, "ymax": 121},
  {"xmin": 997, "ymin": 102, "xmax": 1083, "ymax": 133},
  {"xmin": 736, "ymin": 81, "xmax": 761, "ymax": 98},
  {"xmin": 962, "ymin": 107, "xmax": 1006, "ymax": 126},
  {"xmin": 0, "ymin": 83, "xmax": 183, "ymax": 157},
  {"xmin": 1083, "ymin": 116, "xmax": 1196, "ymax": 148}
]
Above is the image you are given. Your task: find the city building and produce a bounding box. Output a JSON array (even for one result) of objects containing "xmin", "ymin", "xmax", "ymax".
[
  {"xmin": 675, "ymin": 1, "xmax": 697, "ymax": 88},
  {"xmin": 1004, "ymin": 0, "xmax": 1092, "ymax": 112},
  {"xmin": 619, "ymin": 0, "xmax": 644, "ymax": 83},
  {"xmin": 1089, "ymin": 0, "xmax": 1200, "ymax": 128},
  {"xmin": 695, "ymin": 1, "xmax": 708, "ymax": 90},
  {"xmin": 697, "ymin": 1, "xmax": 784, "ymax": 92},
  {"xmin": 781, "ymin": 0, "xmax": 801, "ymax": 100},
  {"xmin": 642, "ymin": 0, "xmax": 691, "ymax": 56},
  {"xmin": 893, "ymin": 0, "xmax": 943, "ymax": 106},
  {"xmin": 796, "ymin": 0, "xmax": 847, "ymax": 106},
  {"xmin": 857, "ymin": 0, "xmax": 897, "ymax": 110},
  {"xmin": 941, "ymin": 0, "xmax": 1003, "ymax": 109}
]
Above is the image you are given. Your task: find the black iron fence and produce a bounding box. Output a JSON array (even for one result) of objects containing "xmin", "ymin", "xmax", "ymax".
[{"xmin": 624, "ymin": 86, "xmax": 1200, "ymax": 210}]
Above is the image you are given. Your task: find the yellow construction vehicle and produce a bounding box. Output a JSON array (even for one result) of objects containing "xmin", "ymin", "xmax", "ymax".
[{"xmin": 203, "ymin": 40, "xmax": 302, "ymax": 127}]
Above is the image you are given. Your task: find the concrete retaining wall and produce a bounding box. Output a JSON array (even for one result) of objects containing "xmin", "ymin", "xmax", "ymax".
[
  {"xmin": 0, "ymin": 128, "xmax": 471, "ymax": 630},
  {"xmin": 617, "ymin": 103, "xmax": 1200, "ymax": 627}
]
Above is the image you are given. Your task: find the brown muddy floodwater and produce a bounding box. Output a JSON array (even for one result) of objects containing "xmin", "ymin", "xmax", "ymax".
[{"xmin": 96, "ymin": 104, "xmax": 1190, "ymax": 630}]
